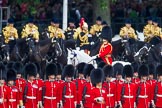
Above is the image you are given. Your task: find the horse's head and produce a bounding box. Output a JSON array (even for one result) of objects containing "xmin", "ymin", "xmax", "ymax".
[
  {"xmin": 25, "ymin": 37, "xmax": 36, "ymax": 54},
  {"xmin": 51, "ymin": 38, "xmax": 62, "ymax": 57},
  {"xmin": 122, "ymin": 39, "xmax": 131, "ymax": 56},
  {"xmin": 41, "ymin": 28, "xmax": 50, "ymax": 40}
]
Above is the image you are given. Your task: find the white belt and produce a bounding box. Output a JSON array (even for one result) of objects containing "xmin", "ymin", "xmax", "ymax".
[
  {"xmin": 64, "ymin": 95, "xmax": 74, "ymax": 98},
  {"xmin": 26, "ymin": 96, "xmax": 36, "ymax": 99},
  {"xmin": 44, "ymin": 96, "xmax": 56, "ymax": 100},
  {"xmin": 107, "ymin": 94, "xmax": 114, "ymax": 97},
  {"xmin": 9, "ymin": 99, "xmax": 16, "ymax": 102},
  {"xmin": 123, "ymin": 95, "xmax": 134, "ymax": 98},
  {"xmin": 138, "ymin": 95, "xmax": 148, "ymax": 98},
  {"xmin": 156, "ymin": 94, "xmax": 162, "ymax": 97},
  {"xmin": 85, "ymin": 95, "xmax": 90, "ymax": 98}
]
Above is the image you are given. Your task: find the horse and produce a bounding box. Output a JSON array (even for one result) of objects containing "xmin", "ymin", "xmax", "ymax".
[{"xmin": 67, "ymin": 48, "xmax": 97, "ymax": 68}]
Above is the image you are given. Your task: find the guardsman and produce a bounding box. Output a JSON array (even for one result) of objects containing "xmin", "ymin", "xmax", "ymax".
[
  {"xmin": 73, "ymin": 62, "xmax": 86, "ymax": 108},
  {"xmin": 82, "ymin": 64, "xmax": 94, "ymax": 108},
  {"xmin": 113, "ymin": 63, "xmax": 124, "ymax": 108},
  {"xmin": 90, "ymin": 16, "xmax": 103, "ymax": 41},
  {"xmin": 64, "ymin": 18, "xmax": 76, "ymax": 40},
  {"xmin": 154, "ymin": 65, "xmax": 162, "ymax": 108},
  {"xmin": 136, "ymin": 64, "xmax": 151, "ymax": 108},
  {"xmin": 22, "ymin": 63, "xmax": 39, "ymax": 108},
  {"xmin": 131, "ymin": 62, "xmax": 140, "ymax": 84},
  {"xmin": 119, "ymin": 19, "xmax": 137, "ymax": 40},
  {"xmin": 47, "ymin": 18, "xmax": 65, "ymax": 39},
  {"xmin": 151, "ymin": 19, "xmax": 162, "ymax": 39},
  {"xmin": 121, "ymin": 65, "xmax": 137, "ymax": 108},
  {"xmin": 0, "ymin": 62, "xmax": 7, "ymax": 108},
  {"xmin": 13, "ymin": 62, "xmax": 26, "ymax": 107},
  {"xmin": 60, "ymin": 65, "xmax": 77, "ymax": 108},
  {"xmin": 2, "ymin": 18, "xmax": 18, "ymax": 53},
  {"xmin": 6, "ymin": 69, "xmax": 20, "ymax": 108},
  {"xmin": 91, "ymin": 26, "xmax": 113, "ymax": 65},
  {"xmin": 143, "ymin": 17, "xmax": 154, "ymax": 42},
  {"xmin": 42, "ymin": 63, "xmax": 60, "ymax": 108},
  {"xmin": 90, "ymin": 68, "xmax": 107, "ymax": 108},
  {"xmin": 102, "ymin": 65, "xmax": 116, "ymax": 108},
  {"xmin": 73, "ymin": 18, "xmax": 90, "ymax": 54},
  {"xmin": 147, "ymin": 64, "xmax": 157, "ymax": 108},
  {"xmin": 21, "ymin": 18, "xmax": 39, "ymax": 42}
]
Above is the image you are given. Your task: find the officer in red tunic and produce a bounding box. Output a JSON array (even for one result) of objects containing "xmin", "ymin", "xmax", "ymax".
[
  {"xmin": 73, "ymin": 62, "xmax": 86, "ymax": 108},
  {"xmin": 42, "ymin": 63, "xmax": 60, "ymax": 108},
  {"xmin": 82, "ymin": 64, "xmax": 94, "ymax": 108},
  {"xmin": 147, "ymin": 64, "xmax": 156, "ymax": 108},
  {"xmin": 6, "ymin": 69, "xmax": 20, "ymax": 108},
  {"xmin": 121, "ymin": 65, "xmax": 137, "ymax": 108},
  {"xmin": 22, "ymin": 63, "xmax": 39, "ymax": 108},
  {"xmin": 154, "ymin": 65, "xmax": 162, "ymax": 108},
  {"xmin": 13, "ymin": 62, "xmax": 26, "ymax": 107},
  {"xmin": 60, "ymin": 65, "xmax": 77, "ymax": 108},
  {"xmin": 0, "ymin": 62, "xmax": 7, "ymax": 108},
  {"xmin": 136, "ymin": 64, "xmax": 151, "ymax": 108},
  {"xmin": 113, "ymin": 63, "xmax": 124, "ymax": 107},
  {"xmin": 131, "ymin": 62, "xmax": 140, "ymax": 84},
  {"xmin": 91, "ymin": 26, "xmax": 113, "ymax": 65},
  {"xmin": 102, "ymin": 65, "xmax": 116, "ymax": 108}
]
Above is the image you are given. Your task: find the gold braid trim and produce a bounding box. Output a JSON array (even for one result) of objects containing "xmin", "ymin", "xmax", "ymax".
[{"xmin": 79, "ymin": 32, "xmax": 89, "ymax": 47}]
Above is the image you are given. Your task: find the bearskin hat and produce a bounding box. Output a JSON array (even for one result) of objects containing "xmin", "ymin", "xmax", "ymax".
[
  {"xmin": 96, "ymin": 16, "xmax": 102, "ymax": 21},
  {"xmin": 46, "ymin": 63, "xmax": 58, "ymax": 77},
  {"xmin": 33, "ymin": 62, "xmax": 41, "ymax": 75},
  {"xmin": 156, "ymin": 65, "xmax": 162, "ymax": 76},
  {"xmin": 0, "ymin": 62, "xmax": 6, "ymax": 80},
  {"xmin": 100, "ymin": 26, "xmax": 112, "ymax": 42},
  {"xmin": 83, "ymin": 64, "xmax": 94, "ymax": 77},
  {"xmin": 103, "ymin": 65, "xmax": 114, "ymax": 77},
  {"xmin": 113, "ymin": 63, "xmax": 123, "ymax": 76},
  {"xmin": 65, "ymin": 39, "xmax": 76, "ymax": 50},
  {"xmin": 123, "ymin": 65, "xmax": 133, "ymax": 77},
  {"xmin": 7, "ymin": 69, "xmax": 16, "ymax": 81},
  {"xmin": 13, "ymin": 62, "xmax": 23, "ymax": 75},
  {"xmin": 148, "ymin": 64, "xmax": 155, "ymax": 75},
  {"xmin": 138, "ymin": 64, "xmax": 149, "ymax": 77},
  {"xmin": 90, "ymin": 68, "xmax": 104, "ymax": 86},
  {"xmin": 56, "ymin": 63, "xmax": 62, "ymax": 75},
  {"xmin": 63, "ymin": 65, "xmax": 75, "ymax": 77},
  {"xmin": 24, "ymin": 63, "xmax": 37, "ymax": 78},
  {"xmin": 98, "ymin": 61, "xmax": 106, "ymax": 69},
  {"xmin": 131, "ymin": 62, "xmax": 139, "ymax": 73},
  {"xmin": 77, "ymin": 62, "xmax": 86, "ymax": 74}
]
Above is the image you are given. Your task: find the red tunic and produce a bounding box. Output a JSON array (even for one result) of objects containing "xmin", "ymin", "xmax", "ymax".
[
  {"xmin": 43, "ymin": 80, "xmax": 60, "ymax": 108},
  {"xmin": 154, "ymin": 82, "xmax": 162, "ymax": 107},
  {"xmin": 82, "ymin": 81, "xmax": 93, "ymax": 108},
  {"xmin": 22, "ymin": 81, "xmax": 39, "ymax": 108},
  {"xmin": 132, "ymin": 78, "xmax": 140, "ymax": 84},
  {"xmin": 147, "ymin": 79, "xmax": 156, "ymax": 101},
  {"xmin": 98, "ymin": 43, "xmax": 113, "ymax": 65},
  {"xmin": 136, "ymin": 82, "xmax": 151, "ymax": 108},
  {"xmin": 34, "ymin": 79, "xmax": 44, "ymax": 102},
  {"xmin": 0, "ymin": 85, "xmax": 7, "ymax": 108},
  {"xmin": 121, "ymin": 82, "xmax": 137, "ymax": 108},
  {"xmin": 91, "ymin": 87, "xmax": 107, "ymax": 108},
  {"xmin": 60, "ymin": 81, "xmax": 77, "ymax": 108},
  {"xmin": 56, "ymin": 80, "xmax": 64, "ymax": 103},
  {"xmin": 6, "ymin": 86, "xmax": 20, "ymax": 108},
  {"xmin": 103, "ymin": 81, "xmax": 116, "ymax": 107}
]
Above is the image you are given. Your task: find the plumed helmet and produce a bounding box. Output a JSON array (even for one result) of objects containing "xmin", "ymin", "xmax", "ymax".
[
  {"xmin": 103, "ymin": 65, "xmax": 114, "ymax": 77},
  {"xmin": 77, "ymin": 62, "xmax": 86, "ymax": 74},
  {"xmin": 46, "ymin": 63, "xmax": 58, "ymax": 77},
  {"xmin": 138, "ymin": 64, "xmax": 149, "ymax": 77},
  {"xmin": 7, "ymin": 69, "xmax": 16, "ymax": 81},
  {"xmin": 83, "ymin": 64, "xmax": 94, "ymax": 77},
  {"xmin": 123, "ymin": 65, "xmax": 133, "ymax": 77},
  {"xmin": 63, "ymin": 65, "xmax": 75, "ymax": 77}
]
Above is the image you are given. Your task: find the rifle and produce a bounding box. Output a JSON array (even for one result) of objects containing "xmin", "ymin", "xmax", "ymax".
[
  {"xmin": 154, "ymin": 82, "xmax": 158, "ymax": 103},
  {"xmin": 82, "ymin": 85, "xmax": 87, "ymax": 105},
  {"xmin": 42, "ymin": 82, "xmax": 46, "ymax": 106},
  {"xmin": 136, "ymin": 83, "xmax": 141, "ymax": 105},
  {"xmin": 121, "ymin": 84, "xmax": 125, "ymax": 104}
]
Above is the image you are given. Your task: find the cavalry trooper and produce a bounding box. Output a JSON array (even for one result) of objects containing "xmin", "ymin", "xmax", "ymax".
[
  {"xmin": 121, "ymin": 65, "xmax": 137, "ymax": 108},
  {"xmin": 119, "ymin": 19, "xmax": 137, "ymax": 40},
  {"xmin": 2, "ymin": 18, "xmax": 18, "ymax": 53},
  {"xmin": 143, "ymin": 17, "xmax": 154, "ymax": 42},
  {"xmin": 64, "ymin": 18, "xmax": 76, "ymax": 40},
  {"xmin": 91, "ymin": 26, "xmax": 113, "ymax": 65},
  {"xmin": 90, "ymin": 68, "xmax": 107, "ymax": 108},
  {"xmin": 73, "ymin": 18, "xmax": 90, "ymax": 54},
  {"xmin": 90, "ymin": 16, "xmax": 103, "ymax": 42},
  {"xmin": 154, "ymin": 65, "xmax": 162, "ymax": 108},
  {"xmin": 6, "ymin": 69, "xmax": 20, "ymax": 108},
  {"xmin": 60, "ymin": 65, "xmax": 77, "ymax": 108},
  {"xmin": 73, "ymin": 62, "xmax": 86, "ymax": 108},
  {"xmin": 47, "ymin": 18, "xmax": 65, "ymax": 39},
  {"xmin": 136, "ymin": 64, "xmax": 151, "ymax": 108},
  {"xmin": 82, "ymin": 64, "xmax": 94, "ymax": 108},
  {"xmin": 102, "ymin": 65, "xmax": 116, "ymax": 108},
  {"xmin": 131, "ymin": 62, "xmax": 140, "ymax": 84},
  {"xmin": 21, "ymin": 63, "xmax": 39, "ymax": 108},
  {"xmin": 0, "ymin": 62, "xmax": 7, "ymax": 108},
  {"xmin": 42, "ymin": 63, "xmax": 60, "ymax": 108},
  {"xmin": 21, "ymin": 17, "xmax": 39, "ymax": 42}
]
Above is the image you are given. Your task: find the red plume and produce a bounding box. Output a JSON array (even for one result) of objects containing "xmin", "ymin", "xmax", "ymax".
[{"xmin": 80, "ymin": 18, "xmax": 85, "ymax": 30}]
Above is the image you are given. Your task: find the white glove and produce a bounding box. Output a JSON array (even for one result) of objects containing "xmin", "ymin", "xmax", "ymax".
[
  {"xmin": 9, "ymin": 37, "xmax": 14, "ymax": 40},
  {"xmin": 76, "ymin": 47, "xmax": 80, "ymax": 50},
  {"xmin": 90, "ymin": 42, "xmax": 95, "ymax": 45},
  {"xmin": 91, "ymin": 55, "xmax": 97, "ymax": 60},
  {"xmin": 80, "ymin": 101, "xmax": 84, "ymax": 108}
]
